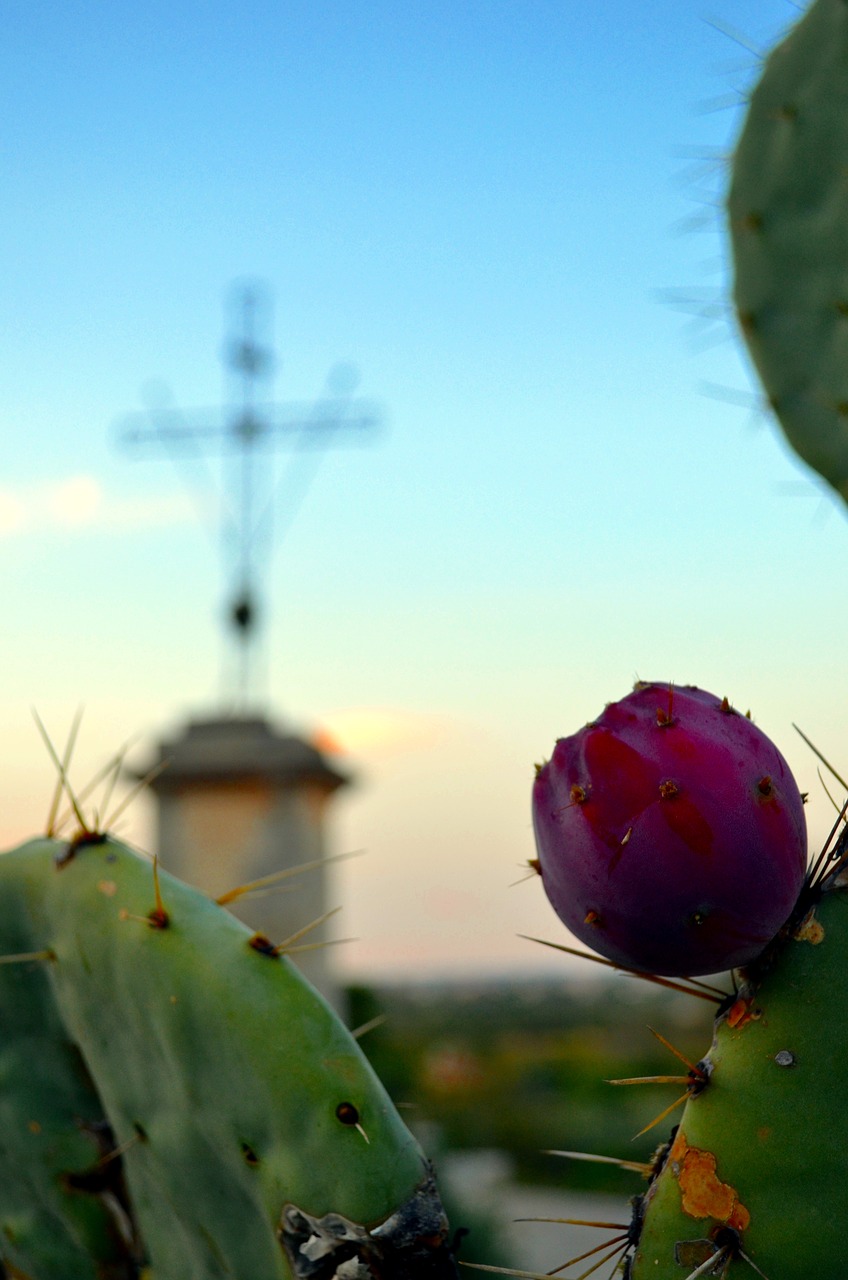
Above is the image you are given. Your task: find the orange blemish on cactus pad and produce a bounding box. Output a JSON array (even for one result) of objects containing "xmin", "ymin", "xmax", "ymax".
[
  {"xmin": 725, "ymin": 996, "xmax": 761, "ymax": 1030},
  {"xmin": 793, "ymin": 909, "xmax": 825, "ymax": 945},
  {"xmin": 669, "ymin": 1129, "xmax": 751, "ymax": 1232}
]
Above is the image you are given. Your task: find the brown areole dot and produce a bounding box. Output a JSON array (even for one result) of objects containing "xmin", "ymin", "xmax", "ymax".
[
  {"xmin": 739, "ymin": 210, "xmax": 764, "ymax": 233},
  {"xmin": 248, "ymin": 933, "xmax": 279, "ymax": 958},
  {"xmin": 336, "ymin": 1102, "xmax": 361, "ymax": 1127}
]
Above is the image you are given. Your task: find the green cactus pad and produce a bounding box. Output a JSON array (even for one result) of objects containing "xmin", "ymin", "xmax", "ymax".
[
  {"xmin": 0, "ymin": 834, "xmax": 453, "ymax": 1280},
  {"xmin": 729, "ymin": 0, "xmax": 848, "ymax": 504},
  {"xmin": 630, "ymin": 884, "xmax": 848, "ymax": 1277},
  {"xmin": 0, "ymin": 882, "xmax": 136, "ymax": 1279}
]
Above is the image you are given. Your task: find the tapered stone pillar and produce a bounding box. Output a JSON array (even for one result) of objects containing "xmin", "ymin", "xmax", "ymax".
[{"xmin": 140, "ymin": 715, "xmax": 349, "ymax": 1009}]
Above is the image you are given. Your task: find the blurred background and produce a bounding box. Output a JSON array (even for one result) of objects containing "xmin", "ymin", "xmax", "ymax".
[{"xmin": 0, "ymin": 0, "xmax": 835, "ymax": 1270}]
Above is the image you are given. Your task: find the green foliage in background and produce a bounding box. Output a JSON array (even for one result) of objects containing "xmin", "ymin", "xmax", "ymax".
[{"xmin": 348, "ymin": 979, "xmax": 708, "ymax": 1196}]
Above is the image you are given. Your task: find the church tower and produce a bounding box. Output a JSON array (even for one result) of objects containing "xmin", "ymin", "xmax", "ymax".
[{"xmin": 137, "ymin": 715, "xmax": 349, "ymax": 1008}]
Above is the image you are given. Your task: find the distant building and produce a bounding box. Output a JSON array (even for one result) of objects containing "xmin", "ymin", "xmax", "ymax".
[{"xmin": 138, "ymin": 714, "xmax": 350, "ymax": 1010}]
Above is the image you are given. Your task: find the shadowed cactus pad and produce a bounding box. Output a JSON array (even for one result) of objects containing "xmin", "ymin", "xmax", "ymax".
[
  {"xmin": 729, "ymin": 0, "xmax": 848, "ymax": 504},
  {"xmin": 532, "ymin": 683, "xmax": 807, "ymax": 976}
]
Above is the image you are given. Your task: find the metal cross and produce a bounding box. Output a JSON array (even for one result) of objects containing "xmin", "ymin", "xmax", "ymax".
[{"xmin": 116, "ymin": 282, "xmax": 381, "ymax": 708}]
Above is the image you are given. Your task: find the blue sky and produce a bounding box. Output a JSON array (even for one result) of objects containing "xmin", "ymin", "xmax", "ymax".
[{"xmin": 2, "ymin": 0, "xmax": 840, "ymax": 980}]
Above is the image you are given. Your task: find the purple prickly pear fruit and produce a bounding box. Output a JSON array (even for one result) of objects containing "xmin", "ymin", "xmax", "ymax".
[{"xmin": 531, "ymin": 683, "xmax": 808, "ymax": 976}]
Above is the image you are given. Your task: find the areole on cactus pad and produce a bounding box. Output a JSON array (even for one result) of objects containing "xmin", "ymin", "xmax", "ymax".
[{"xmin": 532, "ymin": 683, "xmax": 808, "ymax": 976}]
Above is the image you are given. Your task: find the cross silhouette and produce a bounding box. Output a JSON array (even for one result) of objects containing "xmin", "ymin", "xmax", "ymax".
[{"xmin": 116, "ymin": 283, "xmax": 381, "ymax": 707}]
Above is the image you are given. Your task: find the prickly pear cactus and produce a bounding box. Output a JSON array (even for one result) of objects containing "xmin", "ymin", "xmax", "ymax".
[
  {"xmin": 528, "ymin": 680, "xmax": 848, "ymax": 1275},
  {"xmin": 729, "ymin": 0, "xmax": 848, "ymax": 503},
  {"xmin": 629, "ymin": 871, "xmax": 848, "ymax": 1278},
  {"xmin": 521, "ymin": 0, "xmax": 848, "ymax": 1274},
  {"xmin": 0, "ymin": 828, "xmax": 458, "ymax": 1280}
]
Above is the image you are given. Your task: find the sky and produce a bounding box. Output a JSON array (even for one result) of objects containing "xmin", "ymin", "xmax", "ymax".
[{"xmin": 1, "ymin": 0, "xmax": 842, "ymax": 984}]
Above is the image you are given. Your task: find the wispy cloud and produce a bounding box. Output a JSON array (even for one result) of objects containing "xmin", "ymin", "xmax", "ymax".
[{"xmin": 0, "ymin": 475, "xmax": 198, "ymax": 537}]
